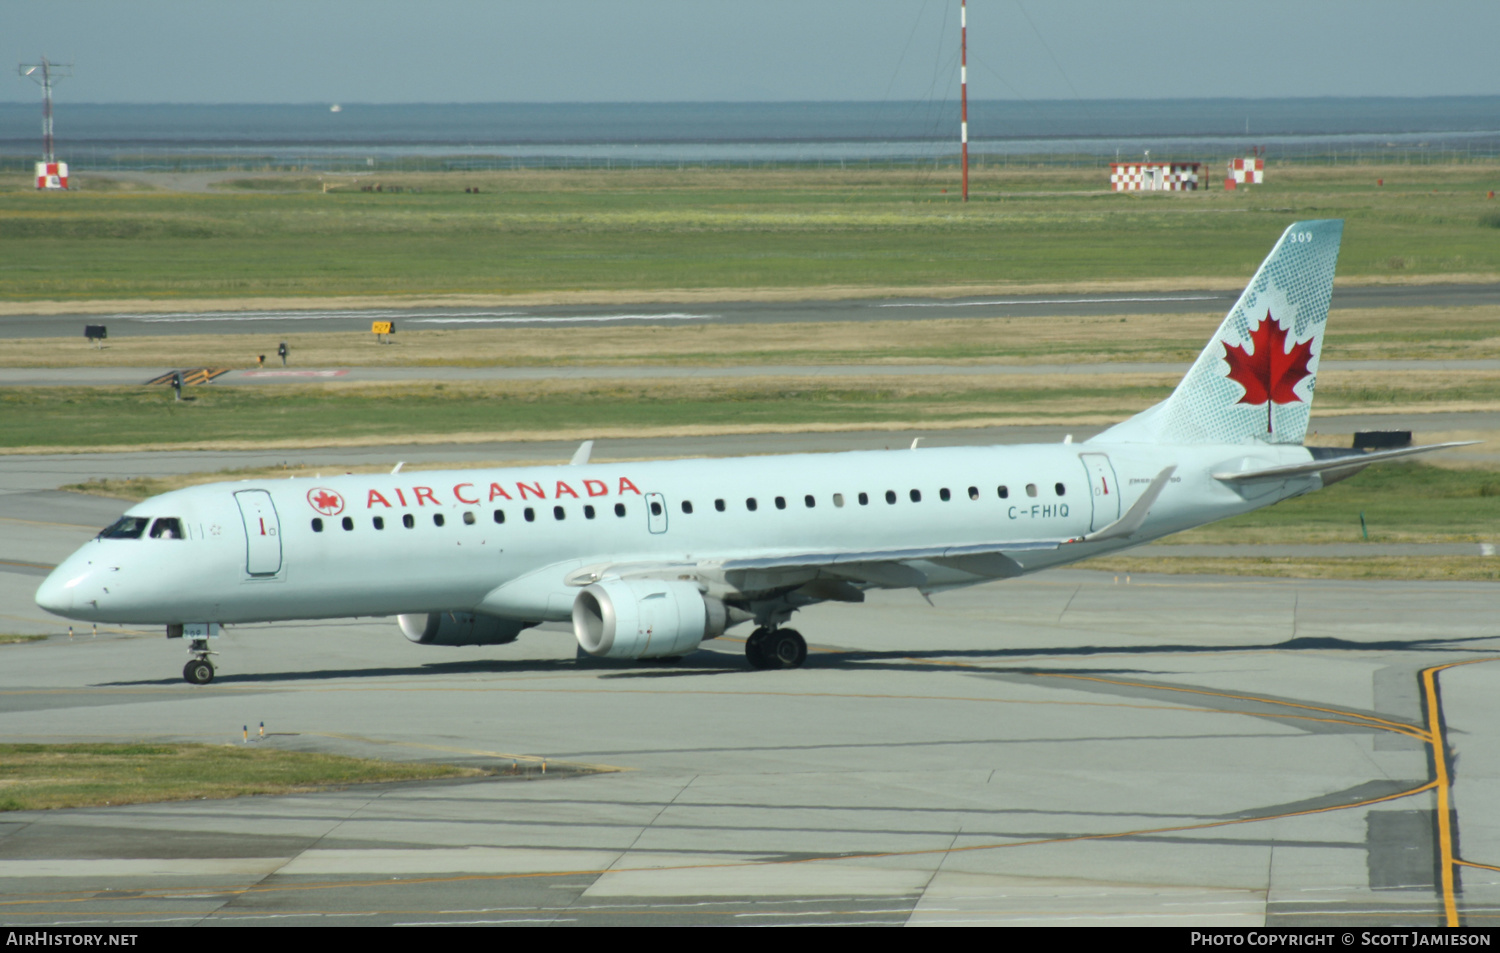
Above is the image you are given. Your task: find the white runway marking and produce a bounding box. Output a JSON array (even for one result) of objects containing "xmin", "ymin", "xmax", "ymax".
[
  {"xmin": 126, "ymin": 310, "xmax": 527, "ymax": 322},
  {"xmin": 878, "ymin": 295, "xmax": 1227, "ymax": 308},
  {"xmin": 409, "ymin": 312, "xmax": 717, "ymax": 325}
]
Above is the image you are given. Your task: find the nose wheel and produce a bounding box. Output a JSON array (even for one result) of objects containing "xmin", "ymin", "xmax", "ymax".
[
  {"xmin": 183, "ymin": 658, "xmax": 214, "ymax": 684},
  {"xmin": 745, "ymin": 627, "xmax": 807, "ymax": 670},
  {"xmin": 183, "ymin": 638, "xmax": 215, "ymax": 684}
]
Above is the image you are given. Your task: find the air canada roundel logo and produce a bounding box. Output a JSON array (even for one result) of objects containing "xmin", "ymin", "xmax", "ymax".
[{"xmin": 307, "ymin": 487, "xmax": 345, "ymax": 516}]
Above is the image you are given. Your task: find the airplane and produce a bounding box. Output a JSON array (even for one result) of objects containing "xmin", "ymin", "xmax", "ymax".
[{"xmin": 35, "ymin": 219, "xmax": 1470, "ymax": 684}]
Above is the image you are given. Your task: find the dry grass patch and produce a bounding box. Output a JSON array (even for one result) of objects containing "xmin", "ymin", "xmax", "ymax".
[
  {"xmin": 0, "ymin": 743, "xmax": 482, "ymax": 812},
  {"xmin": 1080, "ymin": 555, "xmax": 1500, "ymax": 583}
]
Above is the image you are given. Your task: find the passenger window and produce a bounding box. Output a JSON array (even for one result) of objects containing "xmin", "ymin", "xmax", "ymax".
[
  {"xmin": 99, "ymin": 516, "xmax": 150, "ymax": 539},
  {"xmin": 909, "ymin": 489, "xmax": 922, "ymax": 503},
  {"xmin": 584, "ymin": 505, "xmax": 596, "ymax": 519},
  {"xmin": 149, "ymin": 517, "xmax": 184, "ymax": 539},
  {"xmin": 968, "ymin": 486, "xmax": 979, "ymax": 500},
  {"xmin": 939, "ymin": 488, "xmax": 951, "ymax": 502},
  {"xmin": 464, "ymin": 511, "xmax": 476, "ymax": 525},
  {"xmin": 403, "ymin": 514, "xmax": 415, "ymax": 529},
  {"xmin": 554, "ymin": 506, "xmax": 566, "ymax": 520},
  {"xmin": 1026, "ymin": 484, "xmax": 1038, "ymax": 498},
  {"xmin": 804, "ymin": 494, "xmax": 815, "ymax": 508},
  {"xmin": 342, "ymin": 516, "xmax": 354, "ymax": 531},
  {"xmin": 373, "ymin": 516, "xmax": 385, "ymax": 530},
  {"xmin": 858, "ymin": 492, "xmax": 869, "ymax": 506},
  {"xmin": 885, "ymin": 490, "xmax": 897, "ymax": 504},
  {"xmin": 650, "ymin": 501, "xmax": 663, "ymax": 517},
  {"xmin": 775, "ymin": 496, "xmax": 786, "ymax": 510},
  {"xmin": 1055, "ymin": 483, "xmax": 1066, "ymax": 496},
  {"xmin": 312, "ymin": 518, "xmax": 324, "ymax": 533},
  {"xmin": 833, "ymin": 493, "xmax": 845, "ymax": 507},
  {"xmin": 433, "ymin": 513, "xmax": 445, "ymax": 527},
  {"xmin": 614, "ymin": 503, "xmax": 627, "ymax": 517},
  {"xmin": 493, "ymin": 509, "xmax": 506, "ymax": 524},
  {"xmin": 746, "ymin": 498, "xmax": 758, "ymax": 512},
  {"xmin": 682, "ymin": 501, "xmax": 693, "ymax": 514},
  {"xmin": 714, "ymin": 499, "xmax": 726, "ymax": 512},
  {"xmin": 997, "ymin": 486, "xmax": 1009, "ymax": 499},
  {"xmin": 524, "ymin": 507, "xmax": 536, "ymax": 522}
]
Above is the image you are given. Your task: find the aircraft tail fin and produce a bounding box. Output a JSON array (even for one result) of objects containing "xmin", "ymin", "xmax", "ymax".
[{"xmin": 1092, "ymin": 219, "xmax": 1343, "ymax": 446}]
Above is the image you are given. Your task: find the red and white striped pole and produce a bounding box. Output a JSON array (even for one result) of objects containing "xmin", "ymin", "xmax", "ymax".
[{"xmin": 960, "ymin": 0, "xmax": 969, "ymax": 202}]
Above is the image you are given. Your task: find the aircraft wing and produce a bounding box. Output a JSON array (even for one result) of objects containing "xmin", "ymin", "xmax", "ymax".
[
  {"xmin": 1212, "ymin": 442, "xmax": 1476, "ymax": 484},
  {"xmin": 565, "ymin": 537, "xmax": 1066, "ymax": 592},
  {"xmin": 566, "ymin": 466, "xmax": 1183, "ymax": 592}
]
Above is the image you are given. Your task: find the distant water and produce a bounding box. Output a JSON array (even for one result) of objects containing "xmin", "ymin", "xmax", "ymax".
[{"xmin": 1, "ymin": 99, "xmax": 1496, "ymax": 168}]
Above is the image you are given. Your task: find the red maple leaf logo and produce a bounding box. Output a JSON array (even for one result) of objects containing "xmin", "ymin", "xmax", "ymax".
[
  {"xmin": 307, "ymin": 487, "xmax": 345, "ymax": 516},
  {"xmin": 1222, "ymin": 310, "xmax": 1315, "ymax": 434}
]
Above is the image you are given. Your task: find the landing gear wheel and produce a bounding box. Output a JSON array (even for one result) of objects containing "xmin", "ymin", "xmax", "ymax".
[
  {"xmin": 767, "ymin": 629, "xmax": 807, "ymax": 669},
  {"xmin": 183, "ymin": 659, "xmax": 214, "ymax": 685},
  {"xmin": 745, "ymin": 627, "xmax": 775, "ymax": 670}
]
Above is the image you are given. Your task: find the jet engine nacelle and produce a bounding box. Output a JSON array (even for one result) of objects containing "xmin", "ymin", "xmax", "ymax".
[
  {"xmin": 572, "ymin": 579, "xmax": 727, "ymax": 659},
  {"xmin": 399, "ymin": 611, "xmax": 535, "ymax": 647}
]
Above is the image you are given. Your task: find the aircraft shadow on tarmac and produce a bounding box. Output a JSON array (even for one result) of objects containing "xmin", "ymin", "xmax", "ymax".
[{"xmin": 97, "ymin": 634, "xmax": 1499, "ymax": 687}]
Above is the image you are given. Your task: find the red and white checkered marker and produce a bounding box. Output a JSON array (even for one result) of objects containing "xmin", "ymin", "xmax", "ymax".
[
  {"xmin": 1110, "ymin": 162, "xmax": 1201, "ymax": 192},
  {"xmin": 35, "ymin": 161, "xmax": 68, "ymax": 190},
  {"xmin": 1229, "ymin": 157, "xmax": 1264, "ymax": 184}
]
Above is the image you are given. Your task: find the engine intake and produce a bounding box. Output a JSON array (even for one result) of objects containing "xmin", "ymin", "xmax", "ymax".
[
  {"xmin": 572, "ymin": 579, "xmax": 727, "ymax": 659},
  {"xmin": 399, "ymin": 611, "xmax": 535, "ymax": 647}
]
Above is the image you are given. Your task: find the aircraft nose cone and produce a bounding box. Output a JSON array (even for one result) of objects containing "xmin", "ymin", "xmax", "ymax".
[{"xmin": 34, "ymin": 567, "xmax": 74, "ymax": 616}]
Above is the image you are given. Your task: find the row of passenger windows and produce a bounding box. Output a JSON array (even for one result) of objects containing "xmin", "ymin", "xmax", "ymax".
[
  {"xmin": 308, "ymin": 482, "xmax": 1069, "ymax": 533},
  {"xmin": 723, "ymin": 482, "xmax": 1064, "ymax": 512},
  {"xmin": 312, "ymin": 502, "xmax": 631, "ymax": 533}
]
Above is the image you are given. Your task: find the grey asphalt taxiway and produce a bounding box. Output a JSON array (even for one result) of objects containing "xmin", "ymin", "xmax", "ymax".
[
  {"xmin": 4, "ymin": 282, "xmax": 1499, "ymax": 339},
  {"xmin": 2, "ymin": 439, "xmax": 1499, "ymax": 926}
]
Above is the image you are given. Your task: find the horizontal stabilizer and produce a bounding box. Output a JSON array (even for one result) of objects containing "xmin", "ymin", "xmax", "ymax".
[{"xmin": 1212, "ymin": 442, "xmax": 1477, "ymax": 484}]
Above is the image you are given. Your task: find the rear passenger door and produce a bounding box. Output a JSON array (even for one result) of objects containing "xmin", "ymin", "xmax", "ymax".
[{"xmin": 1078, "ymin": 454, "xmax": 1121, "ymax": 532}]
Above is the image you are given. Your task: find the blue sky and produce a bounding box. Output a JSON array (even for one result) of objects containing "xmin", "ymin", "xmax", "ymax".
[{"xmin": 7, "ymin": 1, "xmax": 1500, "ymax": 103}]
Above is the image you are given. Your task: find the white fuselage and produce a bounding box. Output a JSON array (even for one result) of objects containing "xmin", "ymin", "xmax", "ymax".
[{"xmin": 36, "ymin": 439, "xmax": 1318, "ymax": 629}]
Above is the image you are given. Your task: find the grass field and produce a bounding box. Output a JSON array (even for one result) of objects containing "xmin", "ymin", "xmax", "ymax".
[
  {"xmin": 2, "ymin": 165, "xmax": 1499, "ymax": 302},
  {"xmin": 0, "ymin": 742, "xmax": 480, "ymax": 812},
  {"xmin": 5, "ymin": 369, "xmax": 1498, "ymax": 453}
]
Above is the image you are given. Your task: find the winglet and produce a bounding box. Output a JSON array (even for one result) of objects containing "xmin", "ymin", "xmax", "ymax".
[
  {"xmin": 570, "ymin": 441, "xmax": 594, "ymax": 466},
  {"xmin": 1076, "ymin": 466, "xmax": 1176, "ymax": 543}
]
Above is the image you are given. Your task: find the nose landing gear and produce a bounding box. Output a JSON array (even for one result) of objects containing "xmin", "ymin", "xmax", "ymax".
[
  {"xmin": 745, "ymin": 627, "xmax": 807, "ymax": 670},
  {"xmin": 183, "ymin": 639, "xmax": 215, "ymax": 685}
]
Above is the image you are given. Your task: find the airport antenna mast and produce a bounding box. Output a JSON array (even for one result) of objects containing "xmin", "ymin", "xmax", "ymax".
[
  {"xmin": 18, "ymin": 57, "xmax": 72, "ymax": 164},
  {"xmin": 960, "ymin": 0, "xmax": 968, "ymax": 202}
]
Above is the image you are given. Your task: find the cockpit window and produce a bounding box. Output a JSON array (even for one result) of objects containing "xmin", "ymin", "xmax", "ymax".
[
  {"xmin": 98, "ymin": 516, "xmax": 150, "ymax": 539},
  {"xmin": 149, "ymin": 518, "xmax": 184, "ymax": 540}
]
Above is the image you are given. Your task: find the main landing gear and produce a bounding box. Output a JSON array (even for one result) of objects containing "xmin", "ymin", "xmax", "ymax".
[
  {"xmin": 745, "ymin": 627, "xmax": 807, "ymax": 670},
  {"xmin": 183, "ymin": 639, "xmax": 215, "ymax": 685}
]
